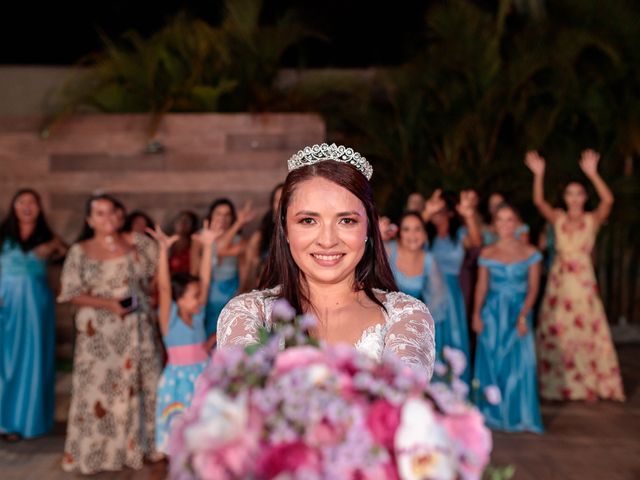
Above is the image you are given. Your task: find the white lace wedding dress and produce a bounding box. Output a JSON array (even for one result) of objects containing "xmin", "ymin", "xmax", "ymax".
[{"xmin": 217, "ymin": 287, "xmax": 435, "ymax": 379}]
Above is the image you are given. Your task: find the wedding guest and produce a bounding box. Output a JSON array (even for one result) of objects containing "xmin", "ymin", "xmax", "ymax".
[
  {"xmin": 58, "ymin": 194, "xmax": 163, "ymax": 474},
  {"xmin": 243, "ymin": 184, "xmax": 283, "ymax": 291},
  {"xmin": 405, "ymin": 192, "xmax": 426, "ymax": 213},
  {"xmin": 123, "ymin": 210, "xmax": 155, "ymax": 236},
  {"xmin": 386, "ymin": 211, "xmax": 445, "ymax": 321},
  {"xmin": 472, "ymin": 203, "xmax": 543, "ymax": 432},
  {"xmin": 217, "ymin": 145, "xmax": 435, "ymax": 379},
  {"xmin": 525, "ymin": 150, "xmax": 624, "ymax": 401},
  {"xmin": 422, "ymin": 189, "xmax": 482, "ymax": 382},
  {"xmin": 482, "ymin": 192, "xmax": 530, "ymax": 245},
  {"xmin": 195, "ymin": 198, "xmax": 255, "ymax": 337},
  {"xmin": 168, "ymin": 211, "xmax": 199, "ymax": 276},
  {"xmin": 147, "ymin": 220, "xmax": 220, "ymax": 454},
  {"xmin": 0, "ymin": 189, "xmax": 67, "ymax": 441}
]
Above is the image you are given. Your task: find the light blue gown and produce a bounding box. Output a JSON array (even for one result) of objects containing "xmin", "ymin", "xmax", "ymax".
[
  {"xmin": 430, "ymin": 229, "xmax": 470, "ymax": 382},
  {"xmin": 0, "ymin": 240, "xmax": 55, "ymax": 437},
  {"xmin": 473, "ymin": 252, "xmax": 543, "ymax": 433},
  {"xmin": 387, "ymin": 241, "xmax": 445, "ymax": 323},
  {"xmin": 155, "ymin": 303, "xmax": 208, "ymax": 453},
  {"xmin": 205, "ymin": 236, "xmax": 240, "ymax": 337}
]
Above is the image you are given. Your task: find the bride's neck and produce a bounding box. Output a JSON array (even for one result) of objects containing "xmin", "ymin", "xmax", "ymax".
[{"xmin": 304, "ymin": 276, "xmax": 359, "ymax": 312}]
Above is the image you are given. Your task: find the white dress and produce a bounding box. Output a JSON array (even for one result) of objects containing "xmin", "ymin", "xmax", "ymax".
[{"xmin": 217, "ymin": 287, "xmax": 436, "ymax": 380}]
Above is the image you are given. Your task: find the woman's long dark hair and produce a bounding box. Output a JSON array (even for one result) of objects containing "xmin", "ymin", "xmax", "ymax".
[
  {"xmin": 258, "ymin": 183, "xmax": 284, "ymax": 258},
  {"xmin": 123, "ymin": 210, "xmax": 155, "ymax": 233},
  {"xmin": 0, "ymin": 188, "xmax": 53, "ymax": 251},
  {"xmin": 259, "ymin": 161, "xmax": 397, "ymax": 315},
  {"xmin": 207, "ymin": 198, "xmax": 237, "ymax": 226},
  {"xmin": 76, "ymin": 193, "xmax": 120, "ymax": 242},
  {"xmin": 425, "ymin": 190, "xmax": 462, "ymax": 248}
]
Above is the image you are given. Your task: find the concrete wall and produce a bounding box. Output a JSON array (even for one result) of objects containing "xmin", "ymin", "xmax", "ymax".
[
  {"xmin": 0, "ymin": 113, "xmax": 325, "ymax": 241},
  {"xmin": 0, "ymin": 112, "xmax": 326, "ymax": 360}
]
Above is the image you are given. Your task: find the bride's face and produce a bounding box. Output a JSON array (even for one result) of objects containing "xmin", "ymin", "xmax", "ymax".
[{"xmin": 286, "ymin": 177, "xmax": 368, "ymax": 286}]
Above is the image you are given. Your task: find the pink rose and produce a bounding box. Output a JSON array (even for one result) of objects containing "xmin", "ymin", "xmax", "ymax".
[
  {"xmin": 440, "ymin": 408, "xmax": 492, "ymax": 479},
  {"xmin": 258, "ymin": 442, "xmax": 320, "ymax": 478},
  {"xmin": 366, "ymin": 399, "xmax": 402, "ymax": 450},
  {"xmin": 307, "ymin": 419, "xmax": 344, "ymax": 446},
  {"xmin": 273, "ymin": 346, "xmax": 327, "ymax": 375}
]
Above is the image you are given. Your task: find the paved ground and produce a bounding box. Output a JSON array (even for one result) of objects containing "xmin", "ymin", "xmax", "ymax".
[{"xmin": 2, "ymin": 344, "xmax": 639, "ymax": 480}]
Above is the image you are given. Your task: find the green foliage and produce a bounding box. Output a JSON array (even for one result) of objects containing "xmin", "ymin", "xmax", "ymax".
[{"xmin": 45, "ymin": 0, "xmax": 314, "ymax": 136}]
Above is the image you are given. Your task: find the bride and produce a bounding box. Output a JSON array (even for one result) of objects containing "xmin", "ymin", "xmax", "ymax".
[{"xmin": 217, "ymin": 144, "xmax": 435, "ymax": 379}]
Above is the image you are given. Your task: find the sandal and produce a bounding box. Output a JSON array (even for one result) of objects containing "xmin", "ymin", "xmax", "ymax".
[{"xmin": 2, "ymin": 432, "xmax": 23, "ymax": 443}]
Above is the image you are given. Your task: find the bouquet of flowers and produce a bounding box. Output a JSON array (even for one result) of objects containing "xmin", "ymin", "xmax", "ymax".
[{"xmin": 168, "ymin": 301, "xmax": 493, "ymax": 480}]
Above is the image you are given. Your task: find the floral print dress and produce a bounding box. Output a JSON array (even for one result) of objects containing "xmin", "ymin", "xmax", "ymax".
[
  {"xmin": 536, "ymin": 213, "xmax": 624, "ymax": 401},
  {"xmin": 58, "ymin": 234, "xmax": 163, "ymax": 474}
]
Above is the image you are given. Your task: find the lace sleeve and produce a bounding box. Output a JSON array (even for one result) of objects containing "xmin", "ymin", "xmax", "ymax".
[
  {"xmin": 216, "ymin": 290, "xmax": 271, "ymax": 347},
  {"xmin": 383, "ymin": 291, "xmax": 436, "ymax": 380}
]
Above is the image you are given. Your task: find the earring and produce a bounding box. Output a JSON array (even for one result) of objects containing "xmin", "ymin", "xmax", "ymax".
[{"xmin": 365, "ymin": 237, "xmax": 368, "ymax": 243}]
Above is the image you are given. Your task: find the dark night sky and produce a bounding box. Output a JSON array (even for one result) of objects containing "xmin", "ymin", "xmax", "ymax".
[{"xmin": 0, "ymin": 0, "xmax": 431, "ymax": 66}]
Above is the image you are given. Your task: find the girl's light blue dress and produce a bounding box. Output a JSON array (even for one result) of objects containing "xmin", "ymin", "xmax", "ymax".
[
  {"xmin": 155, "ymin": 303, "xmax": 208, "ymax": 453},
  {"xmin": 0, "ymin": 240, "xmax": 55, "ymax": 437},
  {"xmin": 430, "ymin": 229, "xmax": 470, "ymax": 382},
  {"xmin": 205, "ymin": 237, "xmax": 240, "ymax": 337},
  {"xmin": 473, "ymin": 252, "xmax": 543, "ymax": 433}
]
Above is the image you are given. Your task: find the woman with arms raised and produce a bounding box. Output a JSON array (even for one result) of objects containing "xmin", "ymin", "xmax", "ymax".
[
  {"xmin": 217, "ymin": 144, "xmax": 435, "ymax": 379},
  {"xmin": 525, "ymin": 149, "xmax": 624, "ymax": 401}
]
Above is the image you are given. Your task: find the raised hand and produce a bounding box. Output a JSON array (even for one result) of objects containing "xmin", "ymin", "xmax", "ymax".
[
  {"xmin": 378, "ymin": 216, "xmax": 398, "ymax": 242},
  {"xmin": 456, "ymin": 190, "xmax": 476, "ymax": 219},
  {"xmin": 524, "ymin": 150, "xmax": 546, "ymax": 176},
  {"xmin": 192, "ymin": 219, "xmax": 224, "ymax": 246},
  {"xmin": 422, "ymin": 189, "xmax": 445, "ymax": 220},
  {"xmin": 146, "ymin": 224, "xmax": 179, "ymax": 251},
  {"xmin": 579, "ymin": 149, "xmax": 600, "ymax": 178},
  {"xmin": 236, "ymin": 201, "xmax": 257, "ymax": 226}
]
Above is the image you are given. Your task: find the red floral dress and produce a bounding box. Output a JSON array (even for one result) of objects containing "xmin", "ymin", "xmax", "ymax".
[{"xmin": 537, "ymin": 213, "xmax": 624, "ymax": 401}]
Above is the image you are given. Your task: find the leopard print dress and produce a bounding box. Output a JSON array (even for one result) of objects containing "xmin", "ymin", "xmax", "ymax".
[{"xmin": 58, "ymin": 234, "xmax": 162, "ymax": 474}]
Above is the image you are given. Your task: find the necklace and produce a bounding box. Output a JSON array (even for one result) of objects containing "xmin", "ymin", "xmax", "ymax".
[{"xmin": 103, "ymin": 235, "xmax": 117, "ymax": 252}]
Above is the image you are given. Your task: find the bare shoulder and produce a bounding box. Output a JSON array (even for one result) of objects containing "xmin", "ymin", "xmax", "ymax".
[
  {"xmin": 480, "ymin": 244, "xmax": 497, "ymax": 259},
  {"xmin": 524, "ymin": 244, "xmax": 539, "ymax": 256}
]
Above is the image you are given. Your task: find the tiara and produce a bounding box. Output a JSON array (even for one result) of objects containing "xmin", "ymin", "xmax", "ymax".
[{"xmin": 287, "ymin": 143, "xmax": 373, "ymax": 180}]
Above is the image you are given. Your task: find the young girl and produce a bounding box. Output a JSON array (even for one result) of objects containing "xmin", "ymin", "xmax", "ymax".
[
  {"xmin": 472, "ymin": 204, "xmax": 543, "ymax": 433},
  {"xmin": 525, "ymin": 149, "xmax": 624, "ymax": 401},
  {"xmin": 147, "ymin": 220, "xmax": 221, "ymax": 454}
]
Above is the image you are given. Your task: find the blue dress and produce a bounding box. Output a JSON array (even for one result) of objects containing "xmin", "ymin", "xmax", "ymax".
[
  {"xmin": 205, "ymin": 237, "xmax": 240, "ymax": 337},
  {"xmin": 473, "ymin": 252, "xmax": 543, "ymax": 433},
  {"xmin": 430, "ymin": 229, "xmax": 470, "ymax": 382},
  {"xmin": 155, "ymin": 303, "xmax": 208, "ymax": 453},
  {"xmin": 388, "ymin": 242, "xmax": 446, "ymax": 322},
  {"xmin": 0, "ymin": 240, "xmax": 55, "ymax": 437}
]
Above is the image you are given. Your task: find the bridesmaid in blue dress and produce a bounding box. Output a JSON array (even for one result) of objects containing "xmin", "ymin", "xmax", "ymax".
[
  {"xmin": 472, "ymin": 203, "xmax": 543, "ymax": 433},
  {"xmin": 422, "ymin": 190, "xmax": 482, "ymax": 382},
  {"xmin": 0, "ymin": 189, "xmax": 67, "ymax": 440},
  {"xmin": 197, "ymin": 199, "xmax": 255, "ymax": 338},
  {"xmin": 387, "ymin": 212, "xmax": 445, "ymax": 321}
]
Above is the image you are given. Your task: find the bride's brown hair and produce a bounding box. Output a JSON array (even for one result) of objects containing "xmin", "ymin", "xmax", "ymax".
[{"xmin": 259, "ymin": 161, "xmax": 397, "ymax": 314}]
